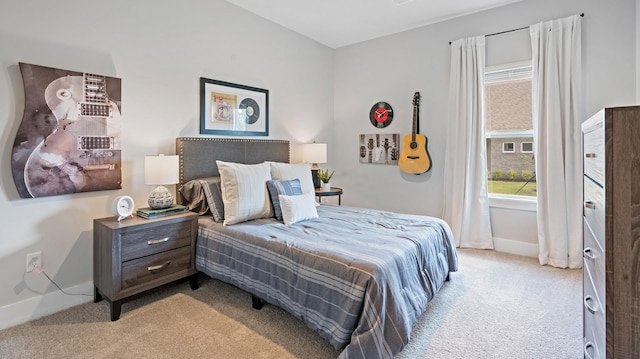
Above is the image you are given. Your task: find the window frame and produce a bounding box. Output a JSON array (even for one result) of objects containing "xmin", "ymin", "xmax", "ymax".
[
  {"xmin": 521, "ymin": 141, "xmax": 533, "ymax": 153},
  {"xmin": 502, "ymin": 142, "xmax": 515, "ymax": 153},
  {"xmin": 485, "ymin": 61, "xmax": 536, "ymax": 202}
]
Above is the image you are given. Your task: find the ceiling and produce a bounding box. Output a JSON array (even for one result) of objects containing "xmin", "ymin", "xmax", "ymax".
[{"xmin": 224, "ymin": 0, "xmax": 523, "ymax": 48}]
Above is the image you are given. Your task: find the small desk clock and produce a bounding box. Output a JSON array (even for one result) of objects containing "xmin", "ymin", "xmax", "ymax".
[{"xmin": 112, "ymin": 196, "xmax": 134, "ymax": 221}]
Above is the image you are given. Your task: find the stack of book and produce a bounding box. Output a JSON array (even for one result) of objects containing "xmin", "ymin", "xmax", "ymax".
[{"xmin": 137, "ymin": 204, "xmax": 188, "ymax": 219}]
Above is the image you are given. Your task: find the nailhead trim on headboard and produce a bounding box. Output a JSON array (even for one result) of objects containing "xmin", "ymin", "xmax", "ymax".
[{"xmin": 175, "ymin": 137, "xmax": 291, "ymax": 197}]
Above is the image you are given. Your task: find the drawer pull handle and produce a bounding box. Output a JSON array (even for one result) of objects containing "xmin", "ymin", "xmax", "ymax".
[
  {"xmin": 148, "ymin": 261, "xmax": 171, "ymax": 271},
  {"xmin": 585, "ymin": 153, "xmax": 596, "ymax": 158},
  {"xmin": 584, "ymin": 201, "xmax": 596, "ymax": 210},
  {"xmin": 147, "ymin": 237, "xmax": 170, "ymax": 245},
  {"xmin": 583, "ymin": 248, "xmax": 596, "ymax": 261},
  {"xmin": 584, "ymin": 341, "xmax": 595, "ymax": 359},
  {"xmin": 584, "ymin": 295, "xmax": 599, "ymax": 314}
]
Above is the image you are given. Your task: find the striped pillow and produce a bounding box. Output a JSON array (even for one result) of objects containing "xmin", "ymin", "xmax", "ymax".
[
  {"xmin": 217, "ymin": 161, "xmax": 273, "ymax": 225},
  {"xmin": 200, "ymin": 177, "xmax": 225, "ymax": 222},
  {"xmin": 266, "ymin": 178, "xmax": 303, "ymax": 222}
]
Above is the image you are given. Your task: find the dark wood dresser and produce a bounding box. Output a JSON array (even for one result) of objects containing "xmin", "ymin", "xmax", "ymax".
[
  {"xmin": 582, "ymin": 106, "xmax": 640, "ymax": 358},
  {"xmin": 93, "ymin": 211, "xmax": 199, "ymax": 321}
]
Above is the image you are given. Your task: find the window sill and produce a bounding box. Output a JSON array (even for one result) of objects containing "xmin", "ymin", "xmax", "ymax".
[{"xmin": 489, "ymin": 194, "xmax": 537, "ymax": 212}]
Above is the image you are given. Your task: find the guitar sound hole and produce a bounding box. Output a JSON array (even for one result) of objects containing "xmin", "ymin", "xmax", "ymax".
[{"xmin": 410, "ymin": 142, "xmax": 418, "ymax": 150}]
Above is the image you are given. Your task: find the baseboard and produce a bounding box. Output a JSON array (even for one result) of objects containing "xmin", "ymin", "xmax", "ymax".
[
  {"xmin": 1, "ymin": 240, "xmax": 537, "ymax": 331},
  {"xmin": 493, "ymin": 237, "xmax": 538, "ymax": 258},
  {"xmin": 0, "ymin": 281, "xmax": 94, "ymax": 330}
]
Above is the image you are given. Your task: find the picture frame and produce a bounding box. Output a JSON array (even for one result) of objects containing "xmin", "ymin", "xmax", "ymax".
[
  {"xmin": 12, "ymin": 63, "xmax": 123, "ymax": 198},
  {"xmin": 359, "ymin": 133, "xmax": 400, "ymax": 165},
  {"xmin": 200, "ymin": 77, "xmax": 269, "ymax": 136}
]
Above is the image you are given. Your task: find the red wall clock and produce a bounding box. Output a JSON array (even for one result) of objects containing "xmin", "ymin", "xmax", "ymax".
[{"xmin": 369, "ymin": 102, "xmax": 393, "ymax": 128}]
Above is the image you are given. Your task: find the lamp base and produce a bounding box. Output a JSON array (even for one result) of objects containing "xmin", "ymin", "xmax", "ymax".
[
  {"xmin": 311, "ymin": 169, "xmax": 320, "ymax": 188},
  {"xmin": 148, "ymin": 185, "xmax": 174, "ymax": 209}
]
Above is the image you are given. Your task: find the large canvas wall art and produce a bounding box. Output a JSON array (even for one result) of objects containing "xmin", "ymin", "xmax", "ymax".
[{"xmin": 11, "ymin": 63, "xmax": 123, "ymax": 198}]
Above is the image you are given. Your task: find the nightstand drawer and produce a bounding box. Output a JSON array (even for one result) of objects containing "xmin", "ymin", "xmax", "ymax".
[
  {"xmin": 121, "ymin": 246, "xmax": 192, "ymax": 290},
  {"xmin": 121, "ymin": 221, "xmax": 193, "ymax": 261}
]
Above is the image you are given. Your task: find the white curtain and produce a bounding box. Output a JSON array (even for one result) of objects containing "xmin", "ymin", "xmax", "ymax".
[
  {"xmin": 530, "ymin": 15, "xmax": 583, "ymax": 268},
  {"xmin": 443, "ymin": 36, "xmax": 494, "ymax": 249}
]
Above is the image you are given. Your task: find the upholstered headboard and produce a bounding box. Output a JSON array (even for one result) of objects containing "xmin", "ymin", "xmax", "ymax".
[{"xmin": 175, "ymin": 137, "xmax": 290, "ymax": 189}]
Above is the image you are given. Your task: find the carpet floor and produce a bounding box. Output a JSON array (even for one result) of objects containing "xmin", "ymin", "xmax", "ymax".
[{"xmin": 0, "ymin": 248, "xmax": 582, "ymax": 358}]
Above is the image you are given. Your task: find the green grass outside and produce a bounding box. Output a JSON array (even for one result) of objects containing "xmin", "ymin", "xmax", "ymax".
[{"xmin": 488, "ymin": 180, "xmax": 537, "ymax": 197}]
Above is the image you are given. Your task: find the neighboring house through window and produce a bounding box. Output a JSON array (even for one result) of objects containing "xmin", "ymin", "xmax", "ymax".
[{"xmin": 485, "ymin": 62, "xmax": 536, "ymax": 197}]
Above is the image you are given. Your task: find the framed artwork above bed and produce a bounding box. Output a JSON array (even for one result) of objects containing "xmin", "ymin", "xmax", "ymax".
[{"xmin": 199, "ymin": 77, "xmax": 269, "ymax": 136}]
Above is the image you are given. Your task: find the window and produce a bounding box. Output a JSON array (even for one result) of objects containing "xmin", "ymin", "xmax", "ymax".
[
  {"xmin": 502, "ymin": 142, "xmax": 515, "ymax": 153},
  {"xmin": 485, "ymin": 62, "xmax": 536, "ymax": 197}
]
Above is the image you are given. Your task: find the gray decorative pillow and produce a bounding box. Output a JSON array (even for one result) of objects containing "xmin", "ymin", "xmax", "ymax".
[
  {"xmin": 266, "ymin": 178, "xmax": 303, "ymax": 222},
  {"xmin": 178, "ymin": 179, "xmax": 210, "ymax": 215},
  {"xmin": 199, "ymin": 177, "xmax": 225, "ymax": 222}
]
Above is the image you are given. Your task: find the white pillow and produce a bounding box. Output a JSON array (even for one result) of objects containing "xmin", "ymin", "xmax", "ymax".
[
  {"xmin": 267, "ymin": 162, "xmax": 315, "ymax": 195},
  {"xmin": 279, "ymin": 191, "xmax": 319, "ymax": 225},
  {"xmin": 216, "ymin": 160, "xmax": 273, "ymax": 225}
]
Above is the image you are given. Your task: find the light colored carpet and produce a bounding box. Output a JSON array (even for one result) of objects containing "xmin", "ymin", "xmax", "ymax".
[{"xmin": 0, "ymin": 249, "xmax": 582, "ymax": 358}]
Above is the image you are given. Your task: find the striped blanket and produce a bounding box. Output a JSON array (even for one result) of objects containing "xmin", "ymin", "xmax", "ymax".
[{"xmin": 195, "ymin": 205, "xmax": 458, "ymax": 358}]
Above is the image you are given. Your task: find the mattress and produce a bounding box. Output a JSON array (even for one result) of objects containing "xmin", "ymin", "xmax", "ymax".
[{"xmin": 195, "ymin": 204, "xmax": 458, "ymax": 359}]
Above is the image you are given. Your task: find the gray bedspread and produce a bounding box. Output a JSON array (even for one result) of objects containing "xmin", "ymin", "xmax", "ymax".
[{"xmin": 195, "ymin": 204, "xmax": 458, "ymax": 359}]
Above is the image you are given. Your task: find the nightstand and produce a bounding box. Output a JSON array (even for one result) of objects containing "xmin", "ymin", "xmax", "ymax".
[
  {"xmin": 315, "ymin": 187, "xmax": 343, "ymax": 205},
  {"xmin": 93, "ymin": 211, "xmax": 198, "ymax": 321}
]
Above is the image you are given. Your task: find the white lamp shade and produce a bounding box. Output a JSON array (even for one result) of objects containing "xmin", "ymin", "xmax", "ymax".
[
  {"xmin": 301, "ymin": 143, "xmax": 327, "ymax": 164},
  {"xmin": 145, "ymin": 155, "xmax": 179, "ymax": 185}
]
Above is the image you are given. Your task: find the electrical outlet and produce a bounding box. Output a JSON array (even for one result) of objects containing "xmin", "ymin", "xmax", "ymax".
[{"xmin": 26, "ymin": 251, "xmax": 41, "ymax": 273}]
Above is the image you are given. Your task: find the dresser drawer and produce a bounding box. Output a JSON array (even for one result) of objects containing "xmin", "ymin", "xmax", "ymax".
[
  {"xmin": 583, "ymin": 218, "xmax": 605, "ymax": 301},
  {"xmin": 583, "ymin": 261, "xmax": 605, "ymax": 359},
  {"xmin": 583, "ymin": 176, "xmax": 605, "ymax": 245},
  {"xmin": 583, "ymin": 125, "xmax": 604, "ymax": 186},
  {"xmin": 584, "ymin": 329, "xmax": 602, "ymax": 359},
  {"xmin": 121, "ymin": 221, "xmax": 194, "ymax": 261},
  {"xmin": 121, "ymin": 246, "xmax": 193, "ymax": 290}
]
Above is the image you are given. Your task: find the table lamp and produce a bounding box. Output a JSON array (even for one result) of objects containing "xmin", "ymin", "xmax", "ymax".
[
  {"xmin": 302, "ymin": 143, "xmax": 327, "ymax": 188},
  {"xmin": 145, "ymin": 154, "xmax": 179, "ymax": 209}
]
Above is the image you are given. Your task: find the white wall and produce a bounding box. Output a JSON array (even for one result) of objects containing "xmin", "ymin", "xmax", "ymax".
[
  {"xmin": 333, "ymin": 0, "xmax": 636, "ymax": 255},
  {"xmin": 0, "ymin": 0, "xmax": 636, "ymax": 329},
  {"xmin": 0, "ymin": 0, "xmax": 333, "ymax": 328}
]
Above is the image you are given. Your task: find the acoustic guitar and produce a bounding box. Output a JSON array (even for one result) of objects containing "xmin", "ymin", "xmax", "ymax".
[{"xmin": 398, "ymin": 92, "xmax": 432, "ymax": 174}]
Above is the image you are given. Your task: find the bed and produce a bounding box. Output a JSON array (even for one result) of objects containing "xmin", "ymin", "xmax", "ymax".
[{"xmin": 176, "ymin": 137, "xmax": 458, "ymax": 359}]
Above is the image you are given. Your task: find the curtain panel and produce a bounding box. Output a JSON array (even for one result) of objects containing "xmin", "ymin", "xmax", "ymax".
[
  {"xmin": 530, "ymin": 15, "xmax": 583, "ymax": 268},
  {"xmin": 443, "ymin": 36, "xmax": 494, "ymax": 249}
]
